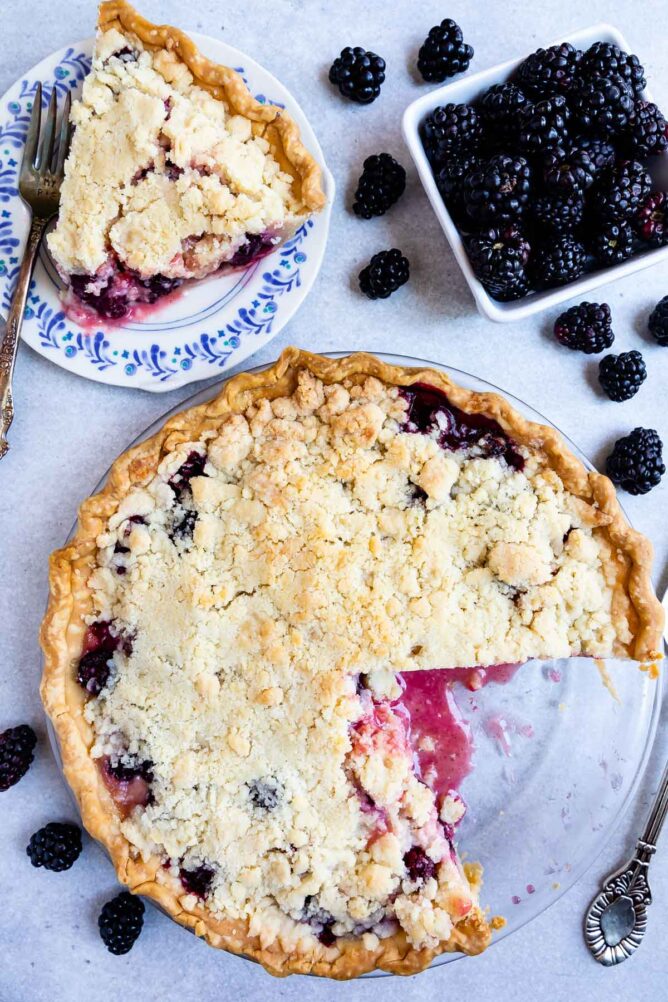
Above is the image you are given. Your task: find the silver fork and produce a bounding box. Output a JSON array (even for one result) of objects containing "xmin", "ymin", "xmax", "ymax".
[{"xmin": 0, "ymin": 83, "xmax": 71, "ymax": 460}]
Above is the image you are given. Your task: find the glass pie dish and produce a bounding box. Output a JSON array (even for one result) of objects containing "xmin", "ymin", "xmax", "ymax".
[{"xmin": 44, "ymin": 351, "xmax": 663, "ymax": 975}]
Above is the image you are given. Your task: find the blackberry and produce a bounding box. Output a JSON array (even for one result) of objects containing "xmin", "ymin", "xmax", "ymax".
[
  {"xmin": 462, "ymin": 154, "xmax": 532, "ymax": 226},
  {"xmin": 598, "ymin": 351, "xmax": 647, "ymax": 401},
  {"xmin": 26, "ymin": 822, "xmax": 82, "ymax": 872},
  {"xmin": 636, "ymin": 192, "xmax": 668, "ymax": 247},
  {"xmin": 478, "ymin": 82, "xmax": 528, "ymax": 145},
  {"xmin": 0, "ymin": 724, "xmax": 36, "ymax": 792},
  {"xmin": 532, "ymin": 193, "xmax": 585, "ymax": 235},
  {"xmin": 577, "ymin": 136, "xmax": 617, "ymax": 174},
  {"xmin": 590, "ymin": 220, "xmax": 635, "ymax": 265},
  {"xmin": 606, "ymin": 428, "xmax": 665, "ymax": 495},
  {"xmin": 543, "ymin": 147, "xmax": 595, "ymax": 195},
  {"xmin": 422, "ymin": 103, "xmax": 481, "ymax": 166},
  {"xmin": 627, "ymin": 101, "xmax": 668, "ymax": 157},
  {"xmin": 518, "ymin": 95, "xmax": 571, "ymax": 154},
  {"xmin": 352, "ymin": 153, "xmax": 406, "ymax": 219},
  {"xmin": 580, "ymin": 42, "xmax": 646, "ymax": 96},
  {"xmin": 248, "ymin": 778, "xmax": 281, "ymax": 810},
  {"xmin": 98, "ymin": 892, "xmax": 145, "ymax": 955},
  {"xmin": 417, "ymin": 19, "xmax": 473, "ymax": 83},
  {"xmin": 358, "ymin": 249, "xmax": 409, "ymax": 299},
  {"xmin": 515, "ymin": 42, "xmax": 582, "ymax": 98},
  {"xmin": 180, "ymin": 863, "xmax": 215, "ymax": 898},
  {"xmin": 591, "ymin": 160, "xmax": 652, "ymax": 223},
  {"xmin": 328, "ymin": 47, "xmax": 386, "ymax": 104},
  {"xmin": 553, "ymin": 301, "xmax": 614, "ymax": 353},
  {"xmin": 77, "ymin": 647, "xmax": 115, "ymax": 696},
  {"xmin": 467, "ymin": 225, "xmax": 531, "ymax": 301},
  {"xmin": 404, "ymin": 846, "xmax": 436, "ymax": 884},
  {"xmin": 532, "ymin": 235, "xmax": 586, "ymax": 289},
  {"xmin": 434, "ymin": 152, "xmax": 481, "ymax": 220},
  {"xmin": 648, "ymin": 296, "xmax": 668, "ymax": 346},
  {"xmin": 574, "ymin": 75, "xmax": 635, "ymax": 137}
]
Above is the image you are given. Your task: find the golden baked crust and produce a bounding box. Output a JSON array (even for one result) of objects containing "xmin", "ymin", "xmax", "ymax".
[
  {"xmin": 40, "ymin": 349, "xmax": 663, "ymax": 978},
  {"xmin": 98, "ymin": 1, "xmax": 325, "ymax": 212}
]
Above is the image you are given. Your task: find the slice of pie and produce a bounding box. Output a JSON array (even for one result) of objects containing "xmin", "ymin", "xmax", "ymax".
[
  {"xmin": 41, "ymin": 349, "xmax": 663, "ymax": 977},
  {"xmin": 47, "ymin": 1, "xmax": 326, "ymax": 322}
]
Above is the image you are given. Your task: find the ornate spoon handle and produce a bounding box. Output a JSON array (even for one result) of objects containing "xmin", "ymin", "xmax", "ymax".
[
  {"xmin": 0, "ymin": 215, "xmax": 49, "ymax": 460},
  {"xmin": 584, "ymin": 759, "xmax": 668, "ymax": 965},
  {"xmin": 637, "ymin": 758, "xmax": 668, "ymax": 860}
]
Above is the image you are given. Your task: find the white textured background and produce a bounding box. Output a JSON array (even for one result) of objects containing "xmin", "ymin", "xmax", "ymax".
[{"xmin": 1, "ymin": 1, "xmax": 667, "ymax": 1000}]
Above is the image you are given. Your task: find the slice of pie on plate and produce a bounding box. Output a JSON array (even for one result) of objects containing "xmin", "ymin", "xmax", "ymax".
[
  {"xmin": 47, "ymin": 1, "xmax": 326, "ymax": 322},
  {"xmin": 41, "ymin": 349, "xmax": 663, "ymax": 978}
]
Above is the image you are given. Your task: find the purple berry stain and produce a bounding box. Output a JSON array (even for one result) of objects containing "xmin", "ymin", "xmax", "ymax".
[{"xmin": 401, "ymin": 384, "xmax": 524, "ymax": 471}]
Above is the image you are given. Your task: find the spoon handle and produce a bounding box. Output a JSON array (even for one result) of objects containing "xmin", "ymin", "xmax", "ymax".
[{"xmin": 637, "ymin": 759, "xmax": 668, "ymax": 856}]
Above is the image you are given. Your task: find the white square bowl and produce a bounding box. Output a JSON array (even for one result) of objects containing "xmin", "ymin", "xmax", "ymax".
[{"xmin": 402, "ymin": 23, "xmax": 668, "ymax": 323}]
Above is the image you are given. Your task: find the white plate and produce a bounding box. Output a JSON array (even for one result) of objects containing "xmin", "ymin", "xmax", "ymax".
[
  {"xmin": 0, "ymin": 37, "xmax": 334, "ymax": 390},
  {"xmin": 46, "ymin": 351, "xmax": 663, "ymax": 974},
  {"xmin": 402, "ymin": 24, "xmax": 668, "ymax": 323}
]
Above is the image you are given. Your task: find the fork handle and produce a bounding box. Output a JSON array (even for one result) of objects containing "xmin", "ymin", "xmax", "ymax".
[{"xmin": 0, "ymin": 214, "xmax": 49, "ymax": 460}]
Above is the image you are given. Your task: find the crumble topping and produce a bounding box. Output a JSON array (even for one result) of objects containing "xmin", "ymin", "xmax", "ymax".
[
  {"xmin": 82, "ymin": 371, "xmax": 619, "ymax": 954},
  {"xmin": 48, "ymin": 26, "xmax": 303, "ymax": 281}
]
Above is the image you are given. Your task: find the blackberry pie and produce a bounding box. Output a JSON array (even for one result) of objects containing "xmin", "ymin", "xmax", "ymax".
[
  {"xmin": 41, "ymin": 349, "xmax": 663, "ymax": 977},
  {"xmin": 47, "ymin": 2, "xmax": 326, "ymax": 323}
]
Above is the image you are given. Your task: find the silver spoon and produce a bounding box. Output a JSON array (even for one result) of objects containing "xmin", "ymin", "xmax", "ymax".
[{"xmin": 584, "ymin": 590, "xmax": 668, "ymax": 965}]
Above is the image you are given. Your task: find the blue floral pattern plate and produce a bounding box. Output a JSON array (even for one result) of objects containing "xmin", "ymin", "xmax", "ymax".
[{"xmin": 0, "ymin": 35, "xmax": 333, "ymax": 391}]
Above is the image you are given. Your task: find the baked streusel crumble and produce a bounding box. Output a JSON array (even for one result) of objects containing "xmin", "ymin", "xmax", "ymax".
[
  {"xmin": 47, "ymin": 2, "xmax": 325, "ymax": 322},
  {"xmin": 41, "ymin": 349, "xmax": 663, "ymax": 977}
]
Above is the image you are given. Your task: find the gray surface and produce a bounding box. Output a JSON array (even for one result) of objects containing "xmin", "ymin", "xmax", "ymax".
[{"xmin": 1, "ymin": 0, "xmax": 667, "ymax": 1000}]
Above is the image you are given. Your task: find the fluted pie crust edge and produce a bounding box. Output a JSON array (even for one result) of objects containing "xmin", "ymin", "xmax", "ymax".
[{"xmin": 40, "ymin": 348, "xmax": 663, "ymax": 978}]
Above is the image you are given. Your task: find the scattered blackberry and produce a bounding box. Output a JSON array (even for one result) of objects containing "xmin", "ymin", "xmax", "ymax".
[
  {"xmin": 553, "ymin": 301, "xmax": 614, "ymax": 353},
  {"xmin": 580, "ymin": 42, "xmax": 646, "ymax": 96},
  {"xmin": 0, "ymin": 724, "xmax": 36, "ymax": 792},
  {"xmin": 635, "ymin": 192, "xmax": 668, "ymax": 247},
  {"xmin": 627, "ymin": 101, "xmax": 668, "ymax": 157},
  {"xmin": 591, "ymin": 160, "xmax": 652, "ymax": 223},
  {"xmin": 478, "ymin": 82, "xmax": 528, "ymax": 145},
  {"xmin": 590, "ymin": 219, "xmax": 635, "ymax": 265},
  {"xmin": 531, "ymin": 193, "xmax": 585, "ymax": 235},
  {"xmin": 515, "ymin": 42, "xmax": 582, "ymax": 97},
  {"xmin": 434, "ymin": 152, "xmax": 481, "ymax": 219},
  {"xmin": 648, "ymin": 296, "xmax": 668, "ymax": 346},
  {"xmin": 543, "ymin": 147, "xmax": 595, "ymax": 195},
  {"xmin": 518, "ymin": 95, "xmax": 571, "ymax": 154},
  {"xmin": 462, "ymin": 154, "xmax": 532, "ymax": 226},
  {"xmin": 98, "ymin": 892, "xmax": 145, "ymax": 955},
  {"xmin": 532, "ymin": 235, "xmax": 586, "ymax": 289},
  {"xmin": 574, "ymin": 75, "xmax": 635, "ymax": 137},
  {"xmin": 577, "ymin": 136, "xmax": 617, "ymax": 174},
  {"xmin": 421, "ymin": 103, "xmax": 481, "ymax": 166},
  {"xmin": 467, "ymin": 225, "xmax": 531, "ymax": 301},
  {"xmin": 328, "ymin": 47, "xmax": 386, "ymax": 104},
  {"xmin": 417, "ymin": 19, "xmax": 473, "ymax": 83},
  {"xmin": 26, "ymin": 822, "xmax": 82, "ymax": 872},
  {"xmin": 606, "ymin": 428, "xmax": 665, "ymax": 495},
  {"xmin": 358, "ymin": 249, "xmax": 409, "ymax": 299},
  {"xmin": 598, "ymin": 351, "xmax": 647, "ymax": 401},
  {"xmin": 352, "ymin": 154, "xmax": 406, "ymax": 218}
]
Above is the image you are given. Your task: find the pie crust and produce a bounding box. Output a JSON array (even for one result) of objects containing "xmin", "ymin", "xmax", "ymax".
[{"xmin": 40, "ymin": 349, "xmax": 663, "ymax": 978}]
